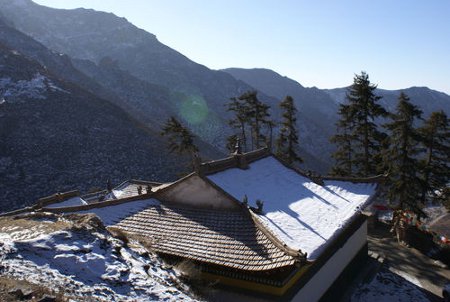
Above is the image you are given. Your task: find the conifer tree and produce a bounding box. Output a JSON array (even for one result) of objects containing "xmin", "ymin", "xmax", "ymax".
[
  {"xmin": 238, "ymin": 91, "xmax": 271, "ymax": 149},
  {"xmin": 383, "ymin": 92, "xmax": 423, "ymax": 212},
  {"xmin": 160, "ymin": 116, "xmax": 198, "ymax": 156},
  {"xmin": 265, "ymin": 120, "xmax": 276, "ymax": 151},
  {"xmin": 330, "ymin": 104, "xmax": 356, "ymax": 175},
  {"xmin": 418, "ymin": 110, "xmax": 450, "ymax": 202},
  {"xmin": 227, "ymin": 91, "xmax": 271, "ymax": 151},
  {"xmin": 227, "ymin": 96, "xmax": 250, "ymax": 152},
  {"xmin": 330, "ymin": 72, "xmax": 387, "ymax": 176},
  {"xmin": 346, "ymin": 72, "xmax": 387, "ymax": 176},
  {"xmin": 226, "ymin": 134, "xmax": 239, "ymax": 153},
  {"xmin": 276, "ymin": 96, "xmax": 303, "ymax": 164}
]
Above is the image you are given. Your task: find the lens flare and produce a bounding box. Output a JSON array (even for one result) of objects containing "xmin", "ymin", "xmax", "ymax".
[{"xmin": 178, "ymin": 95, "xmax": 209, "ymax": 125}]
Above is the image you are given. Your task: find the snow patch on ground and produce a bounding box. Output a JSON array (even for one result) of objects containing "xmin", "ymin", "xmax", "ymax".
[
  {"xmin": 389, "ymin": 268, "xmax": 423, "ymax": 287},
  {"xmin": 207, "ymin": 156, "xmax": 376, "ymax": 260},
  {"xmin": 351, "ymin": 269, "xmax": 430, "ymax": 302},
  {"xmin": 0, "ymin": 73, "xmax": 68, "ymax": 102},
  {"xmin": 0, "ymin": 219, "xmax": 196, "ymax": 301}
]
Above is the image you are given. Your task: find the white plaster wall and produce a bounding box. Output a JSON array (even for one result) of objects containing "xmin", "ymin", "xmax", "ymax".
[
  {"xmin": 159, "ymin": 175, "xmax": 238, "ymax": 209},
  {"xmin": 292, "ymin": 220, "xmax": 367, "ymax": 302}
]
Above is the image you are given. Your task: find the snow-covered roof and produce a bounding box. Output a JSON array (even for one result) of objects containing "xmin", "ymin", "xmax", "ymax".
[
  {"xmin": 78, "ymin": 198, "xmax": 159, "ymax": 226},
  {"xmin": 45, "ymin": 196, "xmax": 87, "ymax": 208},
  {"xmin": 207, "ymin": 156, "xmax": 377, "ymax": 260}
]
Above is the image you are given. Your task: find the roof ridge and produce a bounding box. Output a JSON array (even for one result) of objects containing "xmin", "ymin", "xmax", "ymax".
[
  {"xmin": 269, "ymin": 155, "xmax": 318, "ymax": 182},
  {"xmin": 151, "ymin": 172, "xmax": 197, "ymax": 197},
  {"xmin": 158, "ymin": 202, "xmax": 243, "ymax": 213},
  {"xmin": 128, "ymin": 179, "xmax": 163, "ymax": 186},
  {"xmin": 322, "ymin": 174, "xmax": 387, "ymax": 183},
  {"xmin": 269, "ymin": 155, "xmax": 385, "ymax": 185},
  {"xmin": 201, "ymin": 147, "xmax": 271, "ymax": 175},
  {"xmin": 247, "ymin": 208, "xmax": 308, "ymax": 262},
  {"xmin": 40, "ymin": 194, "xmax": 156, "ymax": 213}
]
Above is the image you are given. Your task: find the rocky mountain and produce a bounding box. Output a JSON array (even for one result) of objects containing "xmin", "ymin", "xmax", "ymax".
[
  {"xmin": 0, "ymin": 0, "xmax": 259, "ymax": 148},
  {"xmin": 0, "ymin": 0, "xmax": 330, "ymax": 171},
  {"xmin": 0, "ymin": 39, "xmax": 190, "ymax": 212}
]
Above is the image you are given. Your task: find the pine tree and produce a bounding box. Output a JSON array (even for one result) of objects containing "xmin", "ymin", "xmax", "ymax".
[
  {"xmin": 227, "ymin": 97, "xmax": 250, "ymax": 152},
  {"xmin": 160, "ymin": 116, "xmax": 199, "ymax": 156},
  {"xmin": 227, "ymin": 91, "xmax": 272, "ymax": 151},
  {"xmin": 383, "ymin": 92, "xmax": 423, "ymax": 212},
  {"xmin": 238, "ymin": 91, "xmax": 271, "ymax": 149},
  {"xmin": 226, "ymin": 134, "xmax": 239, "ymax": 153},
  {"xmin": 276, "ymin": 96, "xmax": 303, "ymax": 164},
  {"xmin": 419, "ymin": 110, "xmax": 450, "ymax": 202},
  {"xmin": 330, "ymin": 104, "xmax": 356, "ymax": 175},
  {"xmin": 346, "ymin": 72, "xmax": 387, "ymax": 176}
]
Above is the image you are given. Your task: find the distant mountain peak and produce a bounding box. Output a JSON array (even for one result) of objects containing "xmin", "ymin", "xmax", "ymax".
[{"xmin": 0, "ymin": 0, "xmax": 33, "ymax": 9}]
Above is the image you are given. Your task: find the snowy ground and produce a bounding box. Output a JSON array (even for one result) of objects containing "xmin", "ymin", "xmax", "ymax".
[
  {"xmin": 0, "ymin": 214, "xmax": 197, "ymax": 301},
  {"xmin": 0, "ymin": 73, "xmax": 67, "ymax": 102},
  {"xmin": 351, "ymin": 268, "xmax": 431, "ymax": 302}
]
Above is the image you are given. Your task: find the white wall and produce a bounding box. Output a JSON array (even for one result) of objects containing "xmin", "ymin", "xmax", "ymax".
[{"xmin": 292, "ymin": 220, "xmax": 367, "ymax": 302}]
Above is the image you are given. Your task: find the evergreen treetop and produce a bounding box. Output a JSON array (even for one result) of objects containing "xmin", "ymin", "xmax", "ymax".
[
  {"xmin": 160, "ymin": 116, "xmax": 199, "ymax": 155},
  {"xmin": 383, "ymin": 92, "xmax": 423, "ymax": 212},
  {"xmin": 330, "ymin": 72, "xmax": 387, "ymax": 176},
  {"xmin": 227, "ymin": 91, "xmax": 272, "ymax": 152},
  {"xmin": 419, "ymin": 110, "xmax": 450, "ymax": 202},
  {"xmin": 276, "ymin": 95, "xmax": 303, "ymax": 164}
]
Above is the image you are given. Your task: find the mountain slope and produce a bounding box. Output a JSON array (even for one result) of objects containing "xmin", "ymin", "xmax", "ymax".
[
  {"xmin": 324, "ymin": 86, "xmax": 450, "ymax": 118},
  {"xmin": 0, "ymin": 41, "xmax": 188, "ymax": 212},
  {"xmin": 0, "ymin": 0, "xmax": 331, "ymax": 171},
  {"xmin": 222, "ymin": 68, "xmax": 340, "ymax": 165},
  {"xmin": 0, "ymin": 0, "xmax": 259, "ymax": 147},
  {"xmin": 0, "ymin": 13, "xmax": 180, "ymax": 132}
]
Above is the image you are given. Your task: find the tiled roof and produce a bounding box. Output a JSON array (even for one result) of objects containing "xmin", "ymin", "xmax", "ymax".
[{"xmin": 113, "ymin": 203, "xmax": 298, "ymax": 271}]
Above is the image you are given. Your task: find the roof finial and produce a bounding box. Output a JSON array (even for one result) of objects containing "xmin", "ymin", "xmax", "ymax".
[
  {"xmin": 192, "ymin": 151, "xmax": 203, "ymax": 175},
  {"xmin": 107, "ymin": 179, "xmax": 112, "ymax": 192},
  {"xmin": 233, "ymin": 138, "xmax": 242, "ymax": 155}
]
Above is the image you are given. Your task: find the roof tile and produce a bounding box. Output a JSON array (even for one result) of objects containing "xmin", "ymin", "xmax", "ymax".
[{"xmin": 113, "ymin": 204, "xmax": 296, "ymax": 271}]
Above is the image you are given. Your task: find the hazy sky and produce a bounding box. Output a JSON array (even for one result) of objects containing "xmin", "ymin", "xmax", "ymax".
[{"xmin": 34, "ymin": 0, "xmax": 450, "ymax": 94}]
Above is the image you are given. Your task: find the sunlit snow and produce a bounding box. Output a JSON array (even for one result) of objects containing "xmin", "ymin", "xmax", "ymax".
[{"xmin": 207, "ymin": 156, "xmax": 376, "ymax": 260}]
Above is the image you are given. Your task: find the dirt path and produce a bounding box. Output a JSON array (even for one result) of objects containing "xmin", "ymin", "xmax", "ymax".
[{"xmin": 368, "ymin": 225, "xmax": 450, "ymax": 300}]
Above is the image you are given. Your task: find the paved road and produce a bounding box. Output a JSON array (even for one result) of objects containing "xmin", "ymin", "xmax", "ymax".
[{"xmin": 367, "ymin": 224, "xmax": 450, "ymax": 300}]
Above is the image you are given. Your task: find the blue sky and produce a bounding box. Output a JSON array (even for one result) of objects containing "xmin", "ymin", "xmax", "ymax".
[{"xmin": 34, "ymin": 0, "xmax": 450, "ymax": 94}]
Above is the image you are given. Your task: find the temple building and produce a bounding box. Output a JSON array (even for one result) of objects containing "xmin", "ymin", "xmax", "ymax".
[{"xmin": 25, "ymin": 148, "xmax": 381, "ymax": 301}]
